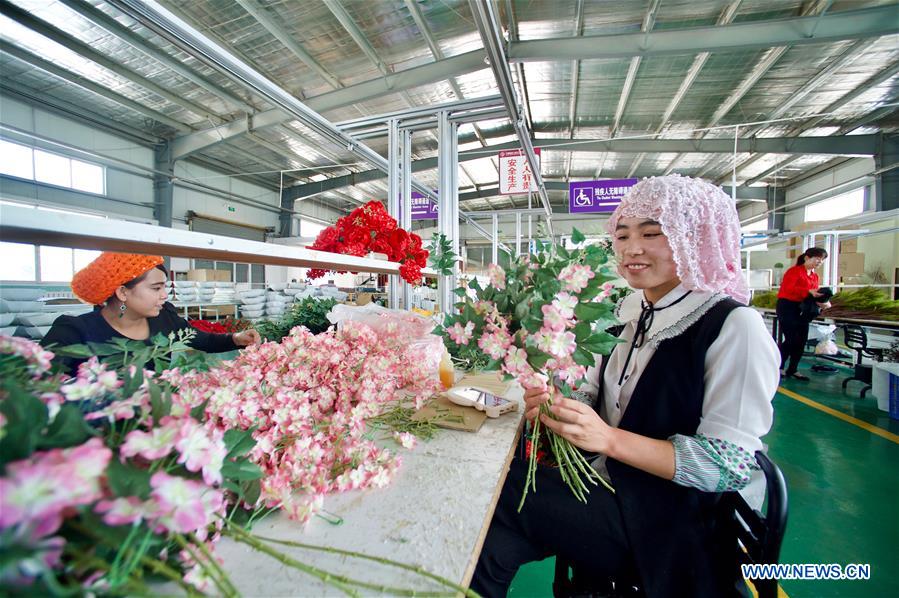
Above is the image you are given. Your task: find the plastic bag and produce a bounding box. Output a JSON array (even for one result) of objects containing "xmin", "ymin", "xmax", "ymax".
[
  {"xmin": 326, "ymin": 303, "xmax": 444, "ymax": 374},
  {"xmin": 815, "ymin": 338, "xmax": 838, "ymax": 356},
  {"xmin": 808, "ymin": 323, "xmax": 836, "ymax": 342}
]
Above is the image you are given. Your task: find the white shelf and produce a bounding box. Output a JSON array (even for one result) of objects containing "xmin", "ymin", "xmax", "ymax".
[{"xmin": 0, "ymin": 205, "xmax": 435, "ymax": 277}]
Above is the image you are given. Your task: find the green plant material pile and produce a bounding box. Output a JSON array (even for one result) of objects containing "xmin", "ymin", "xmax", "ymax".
[
  {"xmin": 254, "ymin": 296, "xmax": 338, "ymax": 342},
  {"xmin": 829, "ymin": 287, "xmax": 899, "ymax": 321},
  {"xmin": 750, "ymin": 290, "xmax": 778, "ymax": 309}
]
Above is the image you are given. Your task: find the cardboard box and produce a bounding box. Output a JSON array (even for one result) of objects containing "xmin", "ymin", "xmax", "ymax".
[
  {"xmin": 839, "ymin": 238, "xmax": 858, "ymax": 253},
  {"xmin": 187, "ymin": 269, "xmax": 231, "ymax": 282},
  {"xmin": 837, "ymin": 252, "xmax": 865, "ymax": 277}
]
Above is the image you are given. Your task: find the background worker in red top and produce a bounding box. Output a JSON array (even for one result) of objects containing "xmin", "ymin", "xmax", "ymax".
[{"xmin": 776, "ymin": 247, "xmax": 830, "ymax": 380}]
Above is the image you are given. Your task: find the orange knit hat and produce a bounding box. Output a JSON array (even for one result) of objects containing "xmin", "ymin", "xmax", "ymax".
[{"xmin": 71, "ymin": 252, "xmax": 165, "ymax": 305}]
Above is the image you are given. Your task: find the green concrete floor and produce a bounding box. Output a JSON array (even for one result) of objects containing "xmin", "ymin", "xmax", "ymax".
[{"xmin": 508, "ymin": 361, "xmax": 899, "ymax": 598}]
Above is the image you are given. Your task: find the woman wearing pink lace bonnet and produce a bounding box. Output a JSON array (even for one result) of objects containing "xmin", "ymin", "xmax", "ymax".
[{"xmin": 472, "ymin": 175, "xmax": 781, "ymax": 597}]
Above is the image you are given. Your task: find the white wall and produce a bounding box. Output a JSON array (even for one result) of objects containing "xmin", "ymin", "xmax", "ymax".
[
  {"xmin": 173, "ymin": 161, "xmax": 279, "ymax": 229},
  {"xmin": 783, "ymin": 158, "xmax": 875, "ymax": 230}
]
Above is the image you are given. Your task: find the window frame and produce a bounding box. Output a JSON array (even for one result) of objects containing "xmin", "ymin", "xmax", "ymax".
[{"xmin": 0, "ymin": 139, "xmax": 106, "ymax": 196}]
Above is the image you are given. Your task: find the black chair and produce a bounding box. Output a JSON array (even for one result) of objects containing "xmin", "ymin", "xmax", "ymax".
[
  {"xmin": 552, "ymin": 451, "xmax": 789, "ymax": 598},
  {"xmin": 841, "ymin": 325, "xmax": 885, "ymax": 398}
]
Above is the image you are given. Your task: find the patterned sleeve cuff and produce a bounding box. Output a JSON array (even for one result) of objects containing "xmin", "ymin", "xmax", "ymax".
[{"xmin": 670, "ymin": 433, "xmax": 760, "ymax": 492}]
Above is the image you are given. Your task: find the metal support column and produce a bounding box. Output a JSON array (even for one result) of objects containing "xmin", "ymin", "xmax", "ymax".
[
  {"xmin": 515, "ymin": 212, "xmax": 521, "ymax": 256},
  {"xmin": 153, "ymin": 143, "xmax": 174, "ymax": 228},
  {"xmin": 492, "ymin": 214, "xmax": 499, "ymax": 265},
  {"xmin": 875, "ymin": 133, "xmax": 898, "ymax": 212},
  {"xmin": 279, "ymin": 184, "xmax": 295, "ymax": 237},
  {"xmin": 401, "ymin": 128, "xmax": 413, "ymax": 310},
  {"xmin": 767, "ymin": 185, "xmax": 785, "ymax": 233},
  {"xmin": 437, "ymin": 110, "xmax": 459, "ymax": 315},
  {"xmin": 387, "ymin": 119, "xmax": 401, "ymax": 309}
]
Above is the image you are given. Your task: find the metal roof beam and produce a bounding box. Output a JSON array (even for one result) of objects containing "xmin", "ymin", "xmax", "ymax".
[
  {"xmin": 56, "ymin": 0, "xmax": 255, "ymax": 113},
  {"xmin": 468, "ymin": 0, "xmax": 552, "ymax": 222},
  {"xmin": 168, "ymin": 50, "xmax": 487, "ymax": 158},
  {"xmin": 0, "ymin": 40, "xmax": 191, "ymax": 133},
  {"xmin": 726, "ymin": 56, "xmax": 899, "ymax": 185},
  {"xmin": 236, "ymin": 0, "xmax": 342, "ymax": 89},
  {"xmin": 534, "ymin": 136, "xmax": 877, "ymax": 155},
  {"xmin": 322, "ymin": 0, "xmax": 390, "ymax": 76},
  {"xmin": 404, "ymin": 0, "xmax": 501, "ymax": 181},
  {"xmin": 336, "ymin": 95, "xmax": 504, "ymax": 130},
  {"xmin": 629, "ymin": 0, "xmax": 743, "ymax": 177},
  {"xmin": 0, "ymin": 0, "xmax": 221, "ymax": 122},
  {"xmin": 0, "ymin": 77, "xmax": 161, "ymax": 146},
  {"xmin": 108, "ymin": 0, "xmax": 443, "ymax": 206},
  {"xmin": 668, "ymin": 0, "xmax": 832, "ymax": 177},
  {"xmin": 509, "ymin": 4, "xmax": 897, "ymax": 61}
]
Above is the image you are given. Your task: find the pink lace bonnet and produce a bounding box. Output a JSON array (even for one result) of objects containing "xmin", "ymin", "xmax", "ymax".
[{"xmin": 606, "ymin": 174, "xmax": 749, "ymax": 304}]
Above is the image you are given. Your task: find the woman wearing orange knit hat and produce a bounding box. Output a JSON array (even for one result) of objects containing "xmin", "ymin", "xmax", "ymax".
[{"xmin": 42, "ymin": 252, "xmax": 259, "ymax": 373}]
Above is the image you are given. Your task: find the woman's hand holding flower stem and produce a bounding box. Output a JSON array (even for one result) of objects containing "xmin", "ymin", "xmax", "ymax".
[{"xmin": 523, "ymin": 387, "xmax": 676, "ymax": 482}]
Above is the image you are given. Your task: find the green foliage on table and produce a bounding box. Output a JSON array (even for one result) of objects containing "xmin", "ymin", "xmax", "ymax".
[
  {"xmin": 52, "ymin": 329, "xmax": 212, "ymax": 374},
  {"xmin": 829, "ymin": 286, "xmax": 899, "ymax": 321},
  {"xmin": 254, "ymin": 296, "xmax": 338, "ymax": 342},
  {"xmin": 427, "ymin": 233, "xmax": 458, "ymax": 276},
  {"xmin": 751, "ymin": 290, "xmax": 778, "ymax": 309}
]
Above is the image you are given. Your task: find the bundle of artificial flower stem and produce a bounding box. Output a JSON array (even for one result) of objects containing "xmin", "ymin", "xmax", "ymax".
[{"xmin": 518, "ymin": 400, "xmax": 615, "ymax": 511}]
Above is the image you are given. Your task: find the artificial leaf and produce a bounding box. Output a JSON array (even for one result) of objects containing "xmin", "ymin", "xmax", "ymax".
[
  {"xmin": 221, "ymin": 459, "xmax": 264, "ymax": 481},
  {"xmin": 571, "ymin": 228, "xmax": 585, "ymax": 245},
  {"xmin": 573, "ymin": 322, "xmax": 592, "ymax": 342},
  {"xmin": 572, "ymin": 346, "xmax": 595, "ymax": 367},
  {"xmin": 574, "ymin": 301, "xmax": 612, "ymax": 322},
  {"xmin": 224, "ymin": 427, "xmax": 257, "ymax": 459},
  {"xmin": 106, "ymin": 459, "xmax": 152, "ymax": 499},
  {"xmin": 515, "ymin": 299, "xmax": 531, "ymax": 321},
  {"xmin": 0, "ymin": 383, "xmax": 48, "ymax": 464},
  {"xmin": 581, "ymin": 332, "xmax": 622, "ymax": 355},
  {"xmin": 38, "ymin": 404, "xmax": 94, "ymax": 449},
  {"xmin": 190, "ymin": 398, "xmax": 209, "ymax": 421}
]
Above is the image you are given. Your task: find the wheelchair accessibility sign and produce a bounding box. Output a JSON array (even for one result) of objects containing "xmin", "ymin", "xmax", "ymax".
[{"xmin": 568, "ymin": 179, "xmax": 637, "ymax": 213}]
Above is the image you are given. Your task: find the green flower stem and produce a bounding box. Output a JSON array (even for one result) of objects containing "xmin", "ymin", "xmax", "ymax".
[
  {"xmin": 66, "ymin": 520, "xmax": 200, "ymax": 596},
  {"xmin": 188, "ymin": 532, "xmax": 241, "ymax": 596},
  {"xmin": 518, "ymin": 398, "xmax": 615, "ymax": 510},
  {"xmin": 224, "ymin": 524, "xmax": 359, "ymax": 597},
  {"xmin": 252, "ymin": 533, "xmax": 482, "ymax": 598},
  {"xmin": 138, "ymin": 554, "xmax": 202, "ymax": 597},
  {"xmin": 173, "ymin": 533, "xmax": 238, "ymax": 598}
]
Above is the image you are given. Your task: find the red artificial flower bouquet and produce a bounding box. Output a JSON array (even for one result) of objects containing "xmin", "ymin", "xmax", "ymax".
[{"xmin": 307, "ymin": 201, "xmax": 429, "ymax": 285}]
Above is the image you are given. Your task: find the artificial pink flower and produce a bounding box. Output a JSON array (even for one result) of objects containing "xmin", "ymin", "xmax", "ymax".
[
  {"xmin": 541, "ymin": 304, "xmax": 569, "ymax": 332},
  {"xmin": 487, "ymin": 264, "xmax": 506, "ymax": 290},
  {"xmin": 393, "ymin": 431, "xmax": 417, "ymax": 449},
  {"xmin": 173, "ymin": 420, "xmax": 226, "ymax": 486},
  {"xmin": 0, "ymin": 438, "xmax": 111, "ymax": 541},
  {"xmin": 0, "ymin": 335, "xmax": 54, "ymax": 377},
  {"xmin": 150, "ymin": 472, "xmax": 223, "ymax": 534},
  {"xmin": 95, "ymin": 497, "xmax": 159, "ymax": 526},
  {"xmin": 535, "ymin": 329, "xmax": 577, "ymax": 359},
  {"xmin": 121, "ymin": 425, "xmax": 178, "ymax": 460},
  {"xmin": 552, "ymin": 293, "xmax": 578, "ymax": 319},
  {"xmin": 447, "ymin": 321, "xmax": 475, "ymax": 345},
  {"xmin": 558, "ymin": 263, "xmax": 595, "ymax": 294}
]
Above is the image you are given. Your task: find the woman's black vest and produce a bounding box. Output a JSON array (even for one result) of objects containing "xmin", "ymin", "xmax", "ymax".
[{"xmin": 597, "ymin": 297, "xmax": 743, "ymax": 598}]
